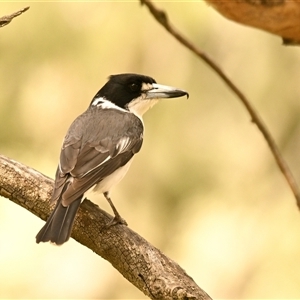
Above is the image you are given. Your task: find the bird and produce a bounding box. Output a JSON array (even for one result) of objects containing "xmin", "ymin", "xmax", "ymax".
[{"xmin": 36, "ymin": 73, "xmax": 188, "ymax": 245}]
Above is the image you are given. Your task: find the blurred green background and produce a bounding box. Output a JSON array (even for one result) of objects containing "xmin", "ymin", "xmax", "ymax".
[{"xmin": 1, "ymin": 1, "xmax": 300, "ymax": 299}]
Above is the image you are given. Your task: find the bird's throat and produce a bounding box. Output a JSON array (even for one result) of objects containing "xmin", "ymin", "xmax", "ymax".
[{"xmin": 127, "ymin": 99, "xmax": 159, "ymax": 119}]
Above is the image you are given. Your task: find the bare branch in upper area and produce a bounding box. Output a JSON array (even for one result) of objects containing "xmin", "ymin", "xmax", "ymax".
[
  {"xmin": 205, "ymin": 0, "xmax": 300, "ymax": 45},
  {"xmin": 0, "ymin": 154, "xmax": 212, "ymax": 300},
  {"xmin": 140, "ymin": 0, "xmax": 300, "ymax": 210},
  {"xmin": 0, "ymin": 6, "xmax": 30, "ymax": 28}
]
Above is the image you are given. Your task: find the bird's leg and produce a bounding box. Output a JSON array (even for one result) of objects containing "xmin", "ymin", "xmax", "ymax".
[{"xmin": 103, "ymin": 192, "xmax": 128, "ymax": 227}]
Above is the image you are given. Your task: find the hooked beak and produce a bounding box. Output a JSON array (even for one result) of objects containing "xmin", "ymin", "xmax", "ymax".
[{"xmin": 145, "ymin": 83, "xmax": 189, "ymax": 100}]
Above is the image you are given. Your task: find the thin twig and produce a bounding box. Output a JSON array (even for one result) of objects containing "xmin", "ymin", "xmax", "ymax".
[
  {"xmin": 0, "ymin": 6, "xmax": 29, "ymax": 28},
  {"xmin": 140, "ymin": 0, "xmax": 300, "ymax": 208}
]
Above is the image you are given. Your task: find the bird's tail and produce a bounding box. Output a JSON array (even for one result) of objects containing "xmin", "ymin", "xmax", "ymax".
[{"xmin": 36, "ymin": 196, "xmax": 82, "ymax": 245}]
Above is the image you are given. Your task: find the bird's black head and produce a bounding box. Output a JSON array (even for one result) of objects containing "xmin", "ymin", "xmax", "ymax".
[
  {"xmin": 92, "ymin": 74, "xmax": 156, "ymax": 108},
  {"xmin": 91, "ymin": 73, "xmax": 188, "ymax": 116}
]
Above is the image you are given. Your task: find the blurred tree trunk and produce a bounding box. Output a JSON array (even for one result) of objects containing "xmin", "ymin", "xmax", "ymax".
[{"xmin": 205, "ymin": 0, "xmax": 300, "ymax": 45}]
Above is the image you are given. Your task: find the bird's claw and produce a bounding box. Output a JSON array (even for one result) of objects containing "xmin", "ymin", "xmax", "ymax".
[{"xmin": 105, "ymin": 215, "xmax": 128, "ymax": 228}]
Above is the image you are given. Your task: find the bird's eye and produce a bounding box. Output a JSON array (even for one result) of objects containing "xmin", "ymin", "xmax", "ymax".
[{"xmin": 129, "ymin": 83, "xmax": 139, "ymax": 92}]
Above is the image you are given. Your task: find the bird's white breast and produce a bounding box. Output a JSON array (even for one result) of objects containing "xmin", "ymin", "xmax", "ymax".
[{"xmin": 91, "ymin": 159, "xmax": 133, "ymax": 194}]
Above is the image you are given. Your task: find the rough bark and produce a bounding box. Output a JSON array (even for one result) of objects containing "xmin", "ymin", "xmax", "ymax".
[
  {"xmin": 205, "ymin": 0, "xmax": 300, "ymax": 45},
  {"xmin": 0, "ymin": 154, "xmax": 212, "ymax": 300}
]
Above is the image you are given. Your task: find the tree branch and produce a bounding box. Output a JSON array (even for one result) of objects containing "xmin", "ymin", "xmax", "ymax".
[
  {"xmin": 0, "ymin": 6, "xmax": 30, "ymax": 28},
  {"xmin": 0, "ymin": 154, "xmax": 212, "ymax": 300},
  {"xmin": 140, "ymin": 0, "xmax": 300, "ymax": 210}
]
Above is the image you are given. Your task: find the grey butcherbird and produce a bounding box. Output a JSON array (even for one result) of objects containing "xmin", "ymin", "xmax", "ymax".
[{"xmin": 36, "ymin": 73, "xmax": 189, "ymax": 245}]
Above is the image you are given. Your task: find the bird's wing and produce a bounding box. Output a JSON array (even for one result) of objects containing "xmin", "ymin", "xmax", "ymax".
[{"xmin": 51, "ymin": 109, "xmax": 143, "ymax": 206}]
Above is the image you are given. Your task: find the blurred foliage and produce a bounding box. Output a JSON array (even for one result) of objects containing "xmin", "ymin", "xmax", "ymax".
[{"xmin": 1, "ymin": 2, "xmax": 300, "ymax": 299}]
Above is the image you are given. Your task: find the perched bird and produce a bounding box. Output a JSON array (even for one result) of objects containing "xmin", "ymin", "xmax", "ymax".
[{"xmin": 36, "ymin": 73, "xmax": 188, "ymax": 245}]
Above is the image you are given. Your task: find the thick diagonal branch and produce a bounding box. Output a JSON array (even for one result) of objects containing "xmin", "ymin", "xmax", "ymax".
[{"xmin": 0, "ymin": 154, "xmax": 211, "ymax": 300}]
